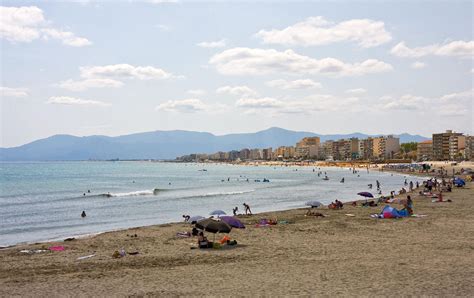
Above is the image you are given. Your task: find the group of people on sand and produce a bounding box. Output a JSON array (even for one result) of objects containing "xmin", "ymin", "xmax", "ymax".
[
  {"xmin": 328, "ymin": 199, "xmax": 344, "ymax": 210},
  {"xmin": 232, "ymin": 203, "xmax": 253, "ymax": 215}
]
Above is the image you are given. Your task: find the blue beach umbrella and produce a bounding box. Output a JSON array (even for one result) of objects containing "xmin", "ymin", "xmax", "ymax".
[
  {"xmin": 188, "ymin": 215, "xmax": 205, "ymax": 224},
  {"xmin": 210, "ymin": 210, "xmax": 226, "ymax": 216}
]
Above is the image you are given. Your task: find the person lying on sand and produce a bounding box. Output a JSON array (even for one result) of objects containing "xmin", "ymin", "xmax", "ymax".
[{"xmin": 306, "ymin": 210, "xmax": 325, "ymax": 217}]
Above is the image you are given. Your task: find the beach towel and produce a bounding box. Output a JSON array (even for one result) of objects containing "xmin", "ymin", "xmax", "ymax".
[
  {"xmin": 77, "ymin": 254, "xmax": 95, "ymax": 260},
  {"xmin": 49, "ymin": 246, "xmax": 65, "ymax": 251},
  {"xmin": 374, "ymin": 205, "xmax": 408, "ymax": 219}
]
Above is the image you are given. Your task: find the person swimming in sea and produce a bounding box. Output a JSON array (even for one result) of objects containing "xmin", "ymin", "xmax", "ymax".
[{"xmin": 81, "ymin": 211, "xmax": 86, "ymax": 218}]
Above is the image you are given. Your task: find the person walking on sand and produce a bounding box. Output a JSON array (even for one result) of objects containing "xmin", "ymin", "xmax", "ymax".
[{"xmin": 243, "ymin": 203, "xmax": 252, "ymax": 215}]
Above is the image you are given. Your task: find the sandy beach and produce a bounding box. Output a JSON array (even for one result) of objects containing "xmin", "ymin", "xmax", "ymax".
[{"xmin": 1, "ymin": 173, "xmax": 473, "ymax": 296}]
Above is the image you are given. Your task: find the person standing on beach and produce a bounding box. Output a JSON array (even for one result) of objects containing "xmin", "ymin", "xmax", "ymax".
[
  {"xmin": 233, "ymin": 207, "xmax": 238, "ymax": 216},
  {"xmin": 243, "ymin": 203, "xmax": 252, "ymax": 215}
]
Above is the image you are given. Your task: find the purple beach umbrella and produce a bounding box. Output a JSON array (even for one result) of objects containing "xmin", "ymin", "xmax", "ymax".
[
  {"xmin": 219, "ymin": 216, "xmax": 245, "ymax": 229},
  {"xmin": 357, "ymin": 192, "xmax": 374, "ymax": 198}
]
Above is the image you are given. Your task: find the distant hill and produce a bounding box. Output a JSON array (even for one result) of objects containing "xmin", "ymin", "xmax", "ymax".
[{"xmin": 0, "ymin": 127, "xmax": 429, "ymax": 161}]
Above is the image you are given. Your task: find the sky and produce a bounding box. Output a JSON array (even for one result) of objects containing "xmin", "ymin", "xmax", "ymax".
[{"xmin": 0, "ymin": 0, "xmax": 473, "ymax": 148}]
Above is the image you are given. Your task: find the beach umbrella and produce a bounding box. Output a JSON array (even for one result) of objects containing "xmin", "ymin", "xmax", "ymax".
[
  {"xmin": 195, "ymin": 218, "xmax": 232, "ymax": 234},
  {"xmin": 209, "ymin": 210, "xmax": 226, "ymax": 216},
  {"xmin": 219, "ymin": 216, "xmax": 245, "ymax": 229},
  {"xmin": 357, "ymin": 192, "xmax": 374, "ymax": 198},
  {"xmin": 188, "ymin": 215, "xmax": 205, "ymax": 224},
  {"xmin": 305, "ymin": 200, "xmax": 322, "ymax": 208}
]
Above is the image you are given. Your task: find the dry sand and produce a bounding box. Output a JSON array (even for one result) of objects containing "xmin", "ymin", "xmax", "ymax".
[{"xmin": 1, "ymin": 181, "xmax": 473, "ymax": 296}]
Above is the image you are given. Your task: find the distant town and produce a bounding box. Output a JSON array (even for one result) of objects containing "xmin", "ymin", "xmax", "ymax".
[{"xmin": 176, "ymin": 130, "xmax": 474, "ymax": 163}]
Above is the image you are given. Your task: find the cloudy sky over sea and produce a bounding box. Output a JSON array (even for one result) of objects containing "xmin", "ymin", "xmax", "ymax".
[{"xmin": 1, "ymin": 0, "xmax": 472, "ymax": 147}]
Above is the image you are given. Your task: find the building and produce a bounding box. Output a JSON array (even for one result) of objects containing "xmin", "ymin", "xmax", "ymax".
[
  {"xmin": 358, "ymin": 138, "xmax": 374, "ymax": 160},
  {"xmin": 295, "ymin": 137, "xmax": 320, "ymax": 159},
  {"xmin": 341, "ymin": 138, "xmax": 359, "ymax": 160},
  {"xmin": 465, "ymin": 136, "xmax": 474, "ymax": 161},
  {"xmin": 249, "ymin": 148, "xmax": 262, "ymax": 160},
  {"xmin": 432, "ymin": 130, "xmax": 463, "ymax": 160},
  {"xmin": 239, "ymin": 148, "xmax": 250, "ymax": 160},
  {"xmin": 275, "ymin": 146, "xmax": 295, "ymax": 159},
  {"xmin": 319, "ymin": 140, "xmax": 334, "ymax": 160},
  {"xmin": 417, "ymin": 140, "xmax": 433, "ymax": 161},
  {"xmin": 373, "ymin": 135, "xmax": 400, "ymax": 159},
  {"xmin": 262, "ymin": 148, "xmax": 273, "ymax": 160},
  {"xmin": 449, "ymin": 135, "xmax": 466, "ymax": 160}
]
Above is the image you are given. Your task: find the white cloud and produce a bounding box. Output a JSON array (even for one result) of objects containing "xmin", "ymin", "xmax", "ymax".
[
  {"xmin": 236, "ymin": 97, "xmax": 284, "ymax": 109},
  {"xmin": 381, "ymin": 90, "xmax": 473, "ymax": 115},
  {"xmin": 1, "ymin": 86, "xmax": 28, "ymax": 97},
  {"xmin": 58, "ymin": 64, "xmax": 180, "ymax": 91},
  {"xmin": 41, "ymin": 28, "xmax": 92, "ymax": 47},
  {"xmin": 197, "ymin": 39, "xmax": 226, "ymax": 48},
  {"xmin": 216, "ymin": 85, "xmax": 258, "ymax": 97},
  {"xmin": 187, "ymin": 89, "xmax": 206, "ymax": 96},
  {"xmin": 79, "ymin": 64, "xmax": 176, "ymax": 80},
  {"xmin": 256, "ymin": 16, "xmax": 391, "ymax": 48},
  {"xmin": 144, "ymin": 0, "xmax": 179, "ymax": 3},
  {"xmin": 382, "ymin": 94, "xmax": 428, "ymax": 110},
  {"xmin": 235, "ymin": 94, "xmax": 362, "ymax": 115},
  {"xmin": 266, "ymin": 79, "xmax": 322, "ymax": 90},
  {"xmin": 47, "ymin": 96, "xmax": 110, "ymax": 107},
  {"xmin": 390, "ymin": 40, "xmax": 474, "ymax": 58},
  {"xmin": 209, "ymin": 47, "xmax": 393, "ymax": 76},
  {"xmin": 155, "ymin": 24, "xmax": 171, "ymax": 32},
  {"xmin": 411, "ymin": 61, "xmax": 426, "ymax": 69},
  {"xmin": 156, "ymin": 99, "xmax": 207, "ymax": 113},
  {"xmin": 440, "ymin": 90, "xmax": 473, "ymax": 102},
  {"xmin": 0, "ymin": 6, "xmax": 91, "ymax": 47},
  {"xmin": 345, "ymin": 88, "xmax": 366, "ymax": 94},
  {"xmin": 58, "ymin": 78, "xmax": 123, "ymax": 91}
]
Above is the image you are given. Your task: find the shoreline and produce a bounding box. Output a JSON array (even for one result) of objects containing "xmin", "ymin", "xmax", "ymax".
[
  {"xmin": 1, "ymin": 179, "xmax": 472, "ymax": 296},
  {"xmin": 0, "ymin": 168, "xmax": 428, "ymax": 249},
  {"xmin": 0, "ymin": 172, "xmax": 427, "ymax": 251}
]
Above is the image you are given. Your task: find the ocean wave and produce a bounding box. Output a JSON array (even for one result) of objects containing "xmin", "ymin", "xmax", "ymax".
[
  {"xmin": 170, "ymin": 189, "xmax": 256, "ymax": 201},
  {"xmin": 95, "ymin": 189, "xmax": 166, "ymax": 198}
]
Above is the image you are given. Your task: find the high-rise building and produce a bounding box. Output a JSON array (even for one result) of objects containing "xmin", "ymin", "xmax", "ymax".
[
  {"xmin": 373, "ymin": 135, "xmax": 400, "ymax": 159},
  {"xmin": 449, "ymin": 135, "xmax": 466, "ymax": 160},
  {"xmin": 359, "ymin": 138, "xmax": 374, "ymax": 160},
  {"xmin": 262, "ymin": 148, "xmax": 273, "ymax": 160},
  {"xmin": 295, "ymin": 137, "xmax": 320, "ymax": 159},
  {"xmin": 416, "ymin": 140, "xmax": 433, "ymax": 161},
  {"xmin": 319, "ymin": 140, "xmax": 334, "ymax": 160},
  {"xmin": 465, "ymin": 136, "xmax": 474, "ymax": 161},
  {"xmin": 249, "ymin": 148, "xmax": 262, "ymax": 160},
  {"xmin": 239, "ymin": 148, "xmax": 250, "ymax": 160},
  {"xmin": 432, "ymin": 130, "xmax": 463, "ymax": 160}
]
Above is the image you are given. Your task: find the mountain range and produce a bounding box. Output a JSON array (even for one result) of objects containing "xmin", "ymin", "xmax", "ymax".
[{"xmin": 0, "ymin": 127, "xmax": 429, "ymax": 161}]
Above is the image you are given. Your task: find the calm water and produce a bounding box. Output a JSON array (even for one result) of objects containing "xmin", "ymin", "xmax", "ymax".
[{"xmin": 0, "ymin": 161, "xmax": 424, "ymax": 246}]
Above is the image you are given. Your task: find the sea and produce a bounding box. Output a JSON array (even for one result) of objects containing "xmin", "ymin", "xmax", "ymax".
[{"xmin": 0, "ymin": 161, "xmax": 425, "ymax": 247}]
